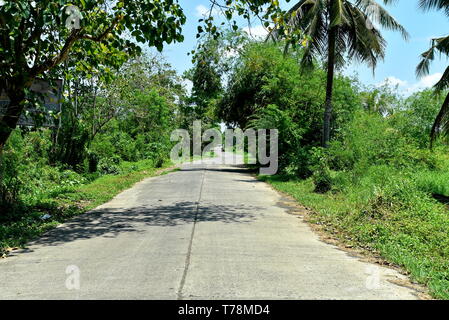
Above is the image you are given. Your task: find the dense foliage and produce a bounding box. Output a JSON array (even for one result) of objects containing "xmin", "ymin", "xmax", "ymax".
[
  {"xmin": 0, "ymin": 54, "xmax": 187, "ymax": 219},
  {"xmin": 221, "ymin": 42, "xmax": 360, "ymax": 175},
  {"xmin": 0, "ymin": 0, "xmax": 187, "ymax": 150}
]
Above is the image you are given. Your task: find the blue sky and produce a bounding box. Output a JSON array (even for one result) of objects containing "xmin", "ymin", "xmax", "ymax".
[{"xmin": 158, "ymin": 0, "xmax": 449, "ymax": 95}]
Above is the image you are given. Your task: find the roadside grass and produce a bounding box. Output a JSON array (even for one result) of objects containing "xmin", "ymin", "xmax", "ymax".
[
  {"xmin": 0, "ymin": 159, "xmax": 175, "ymax": 257},
  {"xmin": 414, "ymin": 170, "xmax": 449, "ymax": 197},
  {"xmin": 260, "ymin": 172, "xmax": 449, "ymax": 300}
]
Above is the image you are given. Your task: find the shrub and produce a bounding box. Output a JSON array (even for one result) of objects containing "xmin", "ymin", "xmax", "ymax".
[
  {"xmin": 0, "ymin": 131, "xmax": 26, "ymax": 214},
  {"xmin": 98, "ymin": 156, "xmax": 122, "ymax": 175},
  {"xmin": 248, "ymin": 104, "xmax": 305, "ymax": 174},
  {"xmin": 86, "ymin": 150, "xmax": 100, "ymax": 173},
  {"xmin": 327, "ymin": 111, "xmax": 438, "ymax": 173},
  {"xmin": 309, "ymin": 147, "xmax": 332, "ymax": 193}
]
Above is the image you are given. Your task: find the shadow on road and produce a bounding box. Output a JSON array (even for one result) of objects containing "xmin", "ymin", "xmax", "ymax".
[
  {"xmin": 19, "ymin": 201, "xmax": 261, "ymax": 250},
  {"xmin": 181, "ymin": 166, "xmax": 257, "ymax": 175}
]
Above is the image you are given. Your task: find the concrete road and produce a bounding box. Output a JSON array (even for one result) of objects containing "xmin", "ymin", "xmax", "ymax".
[{"xmin": 0, "ymin": 151, "xmax": 420, "ymax": 300}]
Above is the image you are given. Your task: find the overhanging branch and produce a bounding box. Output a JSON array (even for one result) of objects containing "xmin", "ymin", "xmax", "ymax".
[
  {"xmin": 30, "ymin": 16, "xmax": 123, "ymax": 78},
  {"xmin": 80, "ymin": 16, "xmax": 123, "ymax": 42}
]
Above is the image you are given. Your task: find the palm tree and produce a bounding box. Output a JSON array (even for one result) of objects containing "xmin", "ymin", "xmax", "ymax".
[
  {"xmin": 270, "ymin": 0, "xmax": 408, "ymax": 147},
  {"xmin": 417, "ymin": 0, "xmax": 449, "ymax": 147}
]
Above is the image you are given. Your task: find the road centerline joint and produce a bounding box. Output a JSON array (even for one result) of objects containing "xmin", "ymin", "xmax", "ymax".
[{"xmin": 177, "ymin": 165, "xmax": 207, "ymax": 300}]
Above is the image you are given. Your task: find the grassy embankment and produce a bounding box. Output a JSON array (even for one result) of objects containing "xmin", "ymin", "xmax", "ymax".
[{"xmin": 260, "ymin": 168, "xmax": 449, "ymax": 299}]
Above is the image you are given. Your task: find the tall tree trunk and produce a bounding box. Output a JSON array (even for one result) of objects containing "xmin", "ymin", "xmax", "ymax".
[
  {"xmin": 0, "ymin": 87, "xmax": 26, "ymax": 152},
  {"xmin": 323, "ymin": 26, "xmax": 337, "ymax": 148}
]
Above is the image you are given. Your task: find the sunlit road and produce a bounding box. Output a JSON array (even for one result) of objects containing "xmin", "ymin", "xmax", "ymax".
[{"xmin": 0, "ymin": 150, "xmax": 420, "ymax": 299}]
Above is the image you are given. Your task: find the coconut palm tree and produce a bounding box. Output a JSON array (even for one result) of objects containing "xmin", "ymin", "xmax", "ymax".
[
  {"xmin": 270, "ymin": 0, "xmax": 408, "ymax": 147},
  {"xmin": 417, "ymin": 0, "xmax": 449, "ymax": 147}
]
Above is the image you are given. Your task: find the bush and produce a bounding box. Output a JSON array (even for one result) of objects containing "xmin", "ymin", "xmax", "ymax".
[
  {"xmin": 0, "ymin": 131, "xmax": 26, "ymax": 214},
  {"xmin": 86, "ymin": 150, "xmax": 100, "ymax": 173},
  {"xmin": 327, "ymin": 111, "xmax": 438, "ymax": 173},
  {"xmin": 391, "ymin": 89, "xmax": 446, "ymax": 148},
  {"xmin": 144, "ymin": 142, "xmax": 169, "ymax": 168},
  {"xmin": 98, "ymin": 156, "xmax": 122, "ymax": 175},
  {"xmin": 309, "ymin": 147, "xmax": 332, "ymax": 193},
  {"xmin": 248, "ymin": 104, "xmax": 305, "ymax": 174}
]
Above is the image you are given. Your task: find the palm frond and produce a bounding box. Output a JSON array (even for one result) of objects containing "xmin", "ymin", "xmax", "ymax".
[
  {"xmin": 417, "ymin": 46, "xmax": 435, "ymax": 78},
  {"xmin": 355, "ymin": 0, "xmax": 409, "ymax": 40},
  {"xmin": 330, "ymin": 0, "xmax": 349, "ymax": 27},
  {"xmin": 419, "ymin": 0, "xmax": 449, "ymax": 16},
  {"xmin": 345, "ymin": 3, "xmax": 386, "ymax": 71},
  {"xmin": 434, "ymin": 35, "xmax": 449, "ymax": 55},
  {"xmin": 434, "ymin": 65, "xmax": 449, "ymax": 92}
]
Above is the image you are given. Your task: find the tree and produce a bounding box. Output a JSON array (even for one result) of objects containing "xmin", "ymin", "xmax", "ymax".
[
  {"xmin": 360, "ymin": 82, "xmax": 401, "ymax": 116},
  {"xmin": 185, "ymin": 38, "xmax": 223, "ymax": 123},
  {"xmin": 392, "ymin": 89, "xmax": 446, "ymax": 148},
  {"xmin": 270, "ymin": 0, "xmax": 408, "ymax": 147},
  {"xmin": 185, "ymin": 30, "xmax": 246, "ymax": 124},
  {"xmin": 219, "ymin": 42, "xmax": 361, "ymax": 175},
  {"xmin": 417, "ymin": 0, "xmax": 449, "ymax": 147},
  {"xmin": 0, "ymin": 0, "xmax": 186, "ymax": 152},
  {"xmin": 52, "ymin": 54, "xmax": 185, "ymax": 168}
]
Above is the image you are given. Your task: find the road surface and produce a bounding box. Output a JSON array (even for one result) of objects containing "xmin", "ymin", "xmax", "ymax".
[{"xmin": 0, "ymin": 151, "xmax": 420, "ymax": 299}]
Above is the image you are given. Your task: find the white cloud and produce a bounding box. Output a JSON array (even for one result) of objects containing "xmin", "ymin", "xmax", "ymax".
[
  {"xmin": 242, "ymin": 25, "xmax": 269, "ymax": 39},
  {"xmin": 195, "ymin": 5, "xmax": 208, "ymax": 17},
  {"xmin": 195, "ymin": 5, "xmax": 220, "ymax": 18},
  {"xmin": 381, "ymin": 76, "xmax": 408, "ymax": 88},
  {"xmin": 418, "ymin": 73, "xmax": 442, "ymax": 88},
  {"xmin": 378, "ymin": 73, "xmax": 442, "ymax": 96}
]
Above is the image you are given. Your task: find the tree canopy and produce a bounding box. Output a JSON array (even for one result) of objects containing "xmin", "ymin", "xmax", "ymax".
[{"xmin": 0, "ymin": 0, "xmax": 186, "ymax": 150}]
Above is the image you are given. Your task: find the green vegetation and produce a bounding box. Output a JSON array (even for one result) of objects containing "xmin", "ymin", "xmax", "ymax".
[
  {"xmin": 0, "ymin": 53, "xmax": 190, "ymax": 256},
  {"xmin": 0, "ymin": 0, "xmax": 186, "ymax": 150},
  {"xmin": 0, "ymin": 0, "xmax": 287, "ymax": 151},
  {"xmin": 269, "ymin": 0, "xmax": 408, "ymax": 147},
  {"xmin": 417, "ymin": 1, "xmax": 449, "ymax": 145},
  {"xmin": 258, "ymin": 88, "xmax": 449, "ymax": 299},
  {"xmin": 261, "ymin": 173, "xmax": 449, "ymax": 299},
  {"xmin": 3, "ymin": 0, "xmax": 449, "ymax": 300},
  {"xmin": 215, "ymin": 39, "xmax": 449, "ymax": 299},
  {"xmin": 223, "ymin": 42, "xmax": 360, "ymax": 174}
]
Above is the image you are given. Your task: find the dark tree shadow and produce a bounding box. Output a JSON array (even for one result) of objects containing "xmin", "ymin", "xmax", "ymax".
[
  {"xmin": 433, "ymin": 193, "xmax": 449, "ymax": 206},
  {"xmin": 181, "ymin": 164, "xmax": 257, "ymax": 174},
  {"xmin": 18, "ymin": 201, "xmax": 261, "ymax": 250},
  {"xmin": 9, "ymin": 163, "xmax": 265, "ymax": 256}
]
